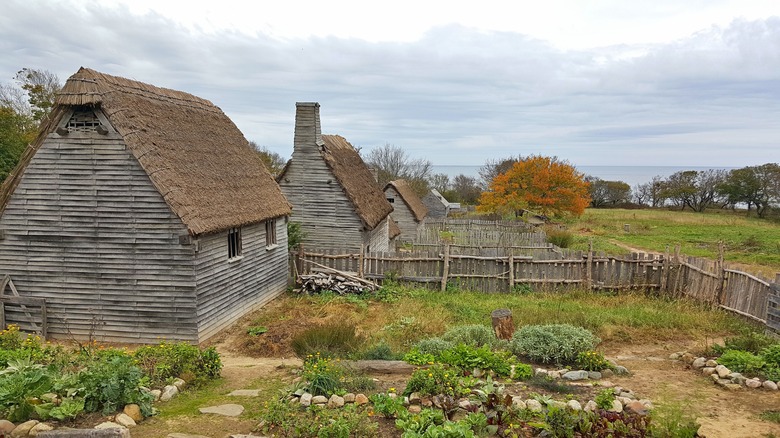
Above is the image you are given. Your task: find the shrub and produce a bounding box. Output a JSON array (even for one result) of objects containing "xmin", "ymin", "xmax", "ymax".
[
  {"xmin": 760, "ymin": 344, "xmax": 780, "ymax": 368},
  {"xmin": 510, "ymin": 324, "xmax": 600, "ymax": 365},
  {"xmin": 78, "ymin": 355, "xmax": 154, "ymax": 416},
  {"xmin": 717, "ymin": 331, "xmax": 776, "ymax": 354},
  {"xmin": 594, "ymin": 388, "xmax": 616, "ymax": 410},
  {"xmin": 438, "ymin": 344, "xmax": 514, "ymax": 377},
  {"xmin": 441, "ymin": 325, "xmax": 504, "ymax": 349},
  {"xmin": 361, "ymin": 341, "xmax": 395, "ymax": 360},
  {"xmin": 575, "ymin": 350, "xmax": 613, "ymax": 372},
  {"xmin": 512, "ymin": 362, "xmax": 533, "ymax": 381},
  {"xmin": 403, "ymin": 363, "xmax": 469, "ymax": 397},
  {"xmin": 412, "ymin": 338, "xmax": 454, "ymax": 357},
  {"xmin": 717, "ymin": 350, "xmax": 765, "ymax": 375},
  {"xmin": 291, "ymin": 323, "xmax": 364, "ymax": 359},
  {"xmin": 301, "ymin": 354, "xmax": 344, "ymax": 397},
  {"xmin": 403, "ymin": 348, "xmax": 436, "ymax": 366}
]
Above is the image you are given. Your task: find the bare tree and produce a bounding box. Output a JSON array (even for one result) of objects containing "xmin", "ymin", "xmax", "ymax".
[
  {"xmin": 479, "ymin": 155, "xmax": 521, "ymax": 188},
  {"xmin": 248, "ymin": 141, "xmax": 287, "ymax": 176},
  {"xmin": 428, "ymin": 172, "xmax": 450, "ymax": 193},
  {"xmin": 365, "ymin": 143, "xmax": 432, "ymax": 195},
  {"xmin": 450, "ymin": 174, "xmax": 482, "ymax": 204}
]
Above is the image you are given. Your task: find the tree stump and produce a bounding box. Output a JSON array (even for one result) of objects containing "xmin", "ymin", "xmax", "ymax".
[{"xmin": 491, "ymin": 308, "xmax": 515, "ymax": 340}]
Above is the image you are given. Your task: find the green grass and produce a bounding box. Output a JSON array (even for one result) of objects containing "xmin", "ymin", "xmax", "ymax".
[{"xmin": 566, "ymin": 208, "xmax": 780, "ymax": 276}]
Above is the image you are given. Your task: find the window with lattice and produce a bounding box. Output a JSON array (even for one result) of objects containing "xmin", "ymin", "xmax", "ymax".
[{"xmin": 65, "ymin": 108, "xmax": 102, "ymax": 133}]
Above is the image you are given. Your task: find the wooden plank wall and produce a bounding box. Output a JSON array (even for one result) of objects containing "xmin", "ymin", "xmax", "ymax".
[
  {"xmin": 417, "ymin": 219, "xmax": 540, "ymax": 246},
  {"xmin": 385, "ymin": 186, "xmax": 419, "ymax": 241},
  {"xmin": 0, "ymin": 132, "xmax": 199, "ymax": 343},
  {"xmin": 194, "ymin": 219, "xmax": 289, "ymax": 342},
  {"xmin": 720, "ymin": 270, "xmax": 770, "ymax": 323}
]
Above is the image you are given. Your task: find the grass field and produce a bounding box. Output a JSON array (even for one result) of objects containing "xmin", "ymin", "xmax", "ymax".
[{"xmin": 564, "ymin": 208, "xmax": 780, "ymax": 277}]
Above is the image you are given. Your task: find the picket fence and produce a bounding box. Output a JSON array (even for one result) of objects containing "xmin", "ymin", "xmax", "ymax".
[{"xmin": 292, "ymin": 245, "xmax": 780, "ymax": 334}]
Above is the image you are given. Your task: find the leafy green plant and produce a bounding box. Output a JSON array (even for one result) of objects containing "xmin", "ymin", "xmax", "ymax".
[
  {"xmin": 512, "ymin": 283, "xmax": 533, "ymax": 294},
  {"xmin": 438, "ymin": 344, "xmax": 514, "ymax": 377},
  {"xmin": 545, "ymin": 405, "xmax": 578, "ymax": 438},
  {"xmin": 575, "ymin": 350, "xmax": 613, "ymax": 371},
  {"xmin": 34, "ymin": 397, "xmax": 84, "ymax": 421},
  {"xmin": 369, "ymin": 392, "xmax": 405, "ymax": 418},
  {"xmin": 291, "ymin": 322, "xmax": 364, "ymax": 359},
  {"xmin": 395, "ymin": 408, "xmax": 448, "ymax": 436},
  {"xmin": 247, "ymin": 326, "xmax": 268, "ymax": 336},
  {"xmin": 527, "ymin": 375, "xmax": 581, "ymax": 394},
  {"xmin": 649, "ymin": 402, "xmax": 700, "ymax": 437},
  {"xmin": 717, "ymin": 349, "xmax": 766, "ymax": 375},
  {"xmin": 133, "ymin": 342, "xmax": 221, "ymax": 388},
  {"xmin": 403, "ymin": 364, "xmax": 469, "ymax": 398},
  {"xmin": 760, "ymin": 410, "xmax": 780, "ymax": 424},
  {"xmin": 716, "ymin": 330, "xmax": 777, "ymax": 354},
  {"xmin": 510, "ymin": 324, "xmax": 600, "ymax": 365},
  {"xmin": 301, "ymin": 354, "xmax": 344, "ymax": 397},
  {"xmin": 287, "ymin": 221, "xmax": 305, "ymax": 250},
  {"xmin": 403, "ymin": 348, "xmax": 436, "ymax": 366},
  {"xmin": 595, "ymin": 388, "xmax": 616, "ymax": 410},
  {"xmin": 0, "ymin": 360, "xmax": 53, "ymax": 422},
  {"xmin": 761, "ymin": 344, "xmax": 780, "ymax": 368},
  {"xmin": 361, "ymin": 341, "xmax": 395, "ymax": 360},
  {"xmin": 512, "ymin": 362, "xmax": 533, "ymax": 380},
  {"xmin": 78, "ymin": 355, "xmax": 153, "ymax": 416},
  {"xmin": 259, "ymin": 399, "xmax": 378, "ymax": 437}
]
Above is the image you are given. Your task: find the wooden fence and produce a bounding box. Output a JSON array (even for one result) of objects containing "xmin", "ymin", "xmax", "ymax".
[
  {"xmin": 293, "ymin": 245, "xmax": 779, "ymax": 334},
  {"xmin": 417, "ymin": 219, "xmax": 539, "ymax": 246}
]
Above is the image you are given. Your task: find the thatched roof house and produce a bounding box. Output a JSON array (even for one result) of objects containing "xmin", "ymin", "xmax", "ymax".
[
  {"xmin": 0, "ymin": 67, "xmax": 291, "ymax": 343},
  {"xmin": 422, "ymin": 189, "xmax": 458, "ymax": 218},
  {"xmin": 278, "ymin": 103, "xmax": 393, "ymax": 252},
  {"xmin": 384, "ymin": 179, "xmax": 428, "ymax": 242}
]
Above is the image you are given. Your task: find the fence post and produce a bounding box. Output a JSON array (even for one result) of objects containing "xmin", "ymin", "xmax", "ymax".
[
  {"xmin": 716, "ymin": 242, "xmax": 726, "ymax": 304},
  {"xmin": 672, "ymin": 245, "xmax": 682, "ymax": 295},
  {"xmin": 585, "ymin": 239, "xmax": 593, "ymax": 291},
  {"xmin": 441, "ymin": 243, "xmax": 451, "ymax": 292},
  {"xmin": 661, "ymin": 245, "xmax": 669, "ymax": 294},
  {"xmin": 359, "ymin": 244, "xmax": 365, "ymax": 279},
  {"xmin": 508, "ymin": 253, "xmax": 514, "ymax": 292},
  {"xmin": 297, "ymin": 244, "xmax": 305, "ymax": 276}
]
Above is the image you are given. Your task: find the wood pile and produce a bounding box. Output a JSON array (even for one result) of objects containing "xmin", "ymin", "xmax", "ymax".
[{"xmin": 297, "ymin": 272, "xmax": 378, "ymax": 295}]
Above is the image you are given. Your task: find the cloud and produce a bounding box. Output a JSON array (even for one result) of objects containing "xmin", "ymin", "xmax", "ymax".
[{"xmin": 0, "ymin": 0, "xmax": 778, "ymax": 167}]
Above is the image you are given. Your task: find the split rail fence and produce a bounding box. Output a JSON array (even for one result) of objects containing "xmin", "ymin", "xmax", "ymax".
[{"xmin": 292, "ymin": 244, "xmax": 780, "ymax": 335}]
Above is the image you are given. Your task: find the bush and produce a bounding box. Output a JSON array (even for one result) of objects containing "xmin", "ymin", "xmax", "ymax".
[
  {"xmin": 575, "ymin": 350, "xmax": 613, "ymax": 372},
  {"xmin": 403, "ymin": 349, "xmax": 436, "ymax": 366},
  {"xmin": 403, "ymin": 364, "xmax": 469, "ymax": 397},
  {"xmin": 760, "ymin": 344, "xmax": 780, "ymax": 368},
  {"xmin": 510, "ymin": 324, "xmax": 599, "ymax": 365},
  {"xmin": 441, "ymin": 325, "xmax": 505, "ymax": 349},
  {"xmin": 369, "ymin": 393, "xmax": 405, "ymax": 418},
  {"xmin": 301, "ymin": 354, "xmax": 344, "ymax": 397},
  {"xmin": 361, "ymin": 341, "xmax": 396, "ymax": 360},
  {"xmin": 438, "ymin": 344, "xmax": 514, "ymax": 377},
  {"xmin": 412, "ymin": 338, "xmax": 454, "ymax": 357},
  {"xmin": 79, "ymin": 355, "xmax": 154, "ymax": 416},
  {"xmin": 291, "ymin": 323, "xmax": 364, "ymax": 359},
  {"xmin": 133, "ymin": 342, "xmax": 222, "ymax": 388},
  {"xmin": 717, "ymin": 350, "xmax": 765, "ymax": 375},
  {"xmin": 717, "ymin": 331, "xmax": 776, "ymax": 354}
]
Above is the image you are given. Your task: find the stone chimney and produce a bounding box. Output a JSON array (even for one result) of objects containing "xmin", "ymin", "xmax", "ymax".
[{"xmin": 294, "ymin": 102, "xmax": 323, "ymax": 155}]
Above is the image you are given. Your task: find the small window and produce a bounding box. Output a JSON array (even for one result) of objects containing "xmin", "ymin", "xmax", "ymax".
[
  {"xmin": 266, "ymin": 219, "xmax": 277, "ymax": 248},
  {"xmin": 228, "ymin": 227, "xmax": 242, "ymax": 259},
  {"xmin": 387, "ymin": 198, "xmax": 394, "ymax": 203}
]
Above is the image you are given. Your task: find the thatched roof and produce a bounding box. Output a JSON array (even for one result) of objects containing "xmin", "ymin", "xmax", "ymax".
[
  {"xmin": 320, "ymin": 134, "xmax": 393, "ymax": 230},
  {"xmin": 0, "ymin": 67, "xmax": 291, "ymax": 235},
  {"xmin": 388, "ymin": 217, "xmax": 401, "ymax": 239},
  {"xmin": 385, "ymin": 179, "xmax": 428, "ymax": 222}
]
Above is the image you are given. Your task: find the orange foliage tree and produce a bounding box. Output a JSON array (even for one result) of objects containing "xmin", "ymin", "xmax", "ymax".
[{"xmin": 477, "ymin": 155, "xmax": 590, "ymax": 218}]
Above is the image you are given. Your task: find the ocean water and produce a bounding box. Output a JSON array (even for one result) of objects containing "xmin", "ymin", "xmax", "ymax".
[{"xmin": 431, "ymin": 165, "xmax": 736, "ymax": 189}]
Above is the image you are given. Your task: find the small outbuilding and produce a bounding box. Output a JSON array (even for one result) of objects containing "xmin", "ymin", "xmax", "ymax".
[
  {"xmin": 0, "ymin": 68, "xmax": 292, "ymax": 343},
  {"xmin": 422, "ymin": 189, "xmax": 458, "ymax": 218},
  {"xmin": 384, "ymin": 179, "xmax": 428, "ymax": 242},
  {"xmin": 277, "ymin": 103, "xmax": 393, "ymax": 253}
]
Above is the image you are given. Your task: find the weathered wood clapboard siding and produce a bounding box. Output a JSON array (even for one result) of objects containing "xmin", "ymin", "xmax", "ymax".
[
  {"xmin": 194, "ymin": 219, "xmax": 288, "ymax": 342},
  {"xmin": 367, "ymin": 218, "xmax": 390, "ymax": 253},
  {"xmin": 0, "ymin": 133, "xmax": 199, "ymax": 342},
  {"xmin": 385, "ymin": 186, "xmax": 420, "ymax": 241},
  {"xmin": 422, "ymin": 192, "xmax": 448, "ymax": 218}
]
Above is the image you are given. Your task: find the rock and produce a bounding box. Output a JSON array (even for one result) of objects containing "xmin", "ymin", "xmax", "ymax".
[
  {"xmin": 228, "ymin": 389, "xmax": 261, "ymax": 397},
  {"xmin": 343, "ymin": 393, "xmax": 355, "ymax": 403},
  {"xmin": 300, "ymin": 393, "xmax": 312, "ymax": 406},
  {"xmin": 559, "ymin": 368, "xmax": 570, "ymax": 375},
  {"xmin": 701, "ymin": 367, "xmax": 716, "ymax": 376},
  {"xmin": 172, "ymin": 378, "xmax": 186, "ymax": 390},
  {"xmin": 608, "ymin": 399, "xmax": 623, "ymax": 413},
  {"xmin": 746, "ymin": 378, "xmax": 762, "ymax": 389},
  {"xmin": 617, "ymin": 396, "xmax": 633, "ymax": 406},
  {"xmin": 566, "ymin": 400, "xmax": 582, "ymax": 411},
  {"xmin": 548, "ymin": 370, "xmax": 561, "ymax": 379},
  {"xmin": 619, "ymin": 391, "xmax": 635, "ymax": 399},
  {"xmin": 29, "ymin": 422, "xmax": 54, "ymax": 436},
  {"xmin": 450, "ymin": 409, "xmax": 468, "ymax": 422},
  {"xmin": 160, "ymin": 385, "xmax": 179, "ymax": 402},
  {"xmin": 114, "ymin": 414, "xmax": 136, "ymax": 428},
  {"xmin": 511, "ymin": 397, "xmax": 526, "ymax": 409},
  {"xmin": 600, "ymin": 369, "xmax": 614, "ymax": 378},
  {"xmin": 625, "ymin": 400, "xmax": 649, "ymax": 415},
  {"xmin": 150, "ymin": 389, "xmax": 162, "ymax": 401},
  {"xmin": 562, "ymin": 370, "xmax": 589, "ymax": 381},
  {"xmin": 549, "ymin": 401, "xmax": 567, "ymax": 410},
  {"xmin": 525, "ymin": 399, "xmax": 543, "ymax": 412},
  {"xmin": 763, "ymin": 380, "xmax": 778, "ymax": 390},
  {"xmin": 94, "ymin": 422, "xmax": 125, "ymax": 430},
  {"xmin": 681, "ymin": 353, "xmax": 695, "ymax": 364},
  {"xmin": 599, "ymin": 380, "xmax": 615, "ymax": 387},
  {"xmin": 639, "ymin": 399, "xmax": 654, "ymax": 409},
  {"xmin": 458, "ymin": 399, "xmax": 472, "ymax": 410},
  {"xmin": 0, "ymin": 420, "xmax": 15, "ymax": 434},
  {"xmin": 123, "ymin": 404, "xmax": 143, "ymax": 422},
  {"xmin": 199, "ymin": 404, "xmax": 245, "ymax": 417},
  {"xmin": 715, "ymin": 365, "xmax": 731, "ymax": 379},
  {"xmin": 354, "ymin": 394, "xmax": 369, "ymax": 406},
  {"xmin": 472, "ymin": 368, "xmax": 484, "ymax": 378},
  {"xmin": 407, "ymin": 405, "xmax": 422, "ymax": 414},
  {"xmin": 408, "ymin": 392, "xmax": 421, "ymax": 404},
  {"xmin": 588, "ymin": 371, "xmax": 602, "ymax": 380},
  {"xmin": 388, "ymin": 392, "xmax": 397, "ymax": 399},
  {"xmin": 11, "ymin": 420, "xmax": 39, "ymax": 437},
  {"xmin": 691, "ymin": 357, "xmax": 707, "ymax": 369},
  {"xmin": 584, "ymin": 400, "xmax": 598, "ymax": 412},
  {"xmin": 705, "ymin": 359, "xmax": 718, "ymax": 367},
  {"xmin": 168, "ymin": 434, "xmax": 211, "ymax": 438},
  {"xmin": 327, "ymin": 395, "xmax": 345, "ymax": 408},
  {"xmin": 614, "ymin": 366, "xmax": 630, "ymax": 376},
  {"xmin": 668, "ymin": 352, "xmax": 681, "ymax": 360},
  {"xmin": 730, "ymin": 374, "xmax": 747, "ymax": 385},
  {"xmin": 535, "ymin": 368, "xmax": 547, "ymax": 377},
  {"xmin": 421, "ymin": 397, "xmax": 433, "ymax": 408},
  {"xmin": 711, "ymin": 374, "xmax": 721, "ymax": 383},
  {"xmin": 311, "ymin": 396, "xmax": 327, "ymax": 405}
]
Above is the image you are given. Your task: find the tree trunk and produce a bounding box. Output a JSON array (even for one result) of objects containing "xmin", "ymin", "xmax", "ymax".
[{"xmin": 491, "ymin": 308, "xmax": 515, "ymax": 340}]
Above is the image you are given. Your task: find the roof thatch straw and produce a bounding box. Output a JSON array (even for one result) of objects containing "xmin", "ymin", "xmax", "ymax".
[
  {"xmin": 0, "ymin": 67, "xmax": 291, "ymax": 235},
  {"xmin": 388, "ymin": 217, "xmax": 401, "ymax": 239},
  {"xmin": 385, "ymin": 179, "xmax": 428, "ymax": 222},
  {"xmin": 320, "ymin": 134, "xmax": 393, "ymax": 230}
]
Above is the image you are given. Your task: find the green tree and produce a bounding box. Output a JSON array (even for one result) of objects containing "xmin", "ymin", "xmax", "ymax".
[
  {"xmin": 587, "ymin": 177, "xmax": 631, "ymax": 207},
  {"xmin": 719, "ymin": 163, "xmax": 780, "ymax": 217},
  {"xmin": 248, "ymin": 141, "xmax": 286, "ymax": 176},
  {"xmin": 0, "ymin": 107, "xmax": 34, "ymax": 180}
]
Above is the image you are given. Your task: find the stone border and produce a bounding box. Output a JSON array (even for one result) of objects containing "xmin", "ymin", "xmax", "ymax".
[{"xmin": 670, "ymin": 351, "xmax": 779, "ymax": 391}]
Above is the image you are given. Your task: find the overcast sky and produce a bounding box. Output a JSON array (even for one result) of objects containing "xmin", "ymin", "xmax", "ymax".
[{"xmin": 2, "ymin": 0, "xmax": 778, "ymax": 168}]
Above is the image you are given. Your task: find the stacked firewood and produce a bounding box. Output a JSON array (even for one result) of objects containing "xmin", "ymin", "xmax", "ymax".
[{"xmin": 297, "ymin": 272, "xmax": 378, "ymax": 295}]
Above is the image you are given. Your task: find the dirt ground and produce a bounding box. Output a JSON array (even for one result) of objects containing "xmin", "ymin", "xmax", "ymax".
[{"xmin": 128, "ymin": 304, "xmax": 780, "ymax": 438}]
